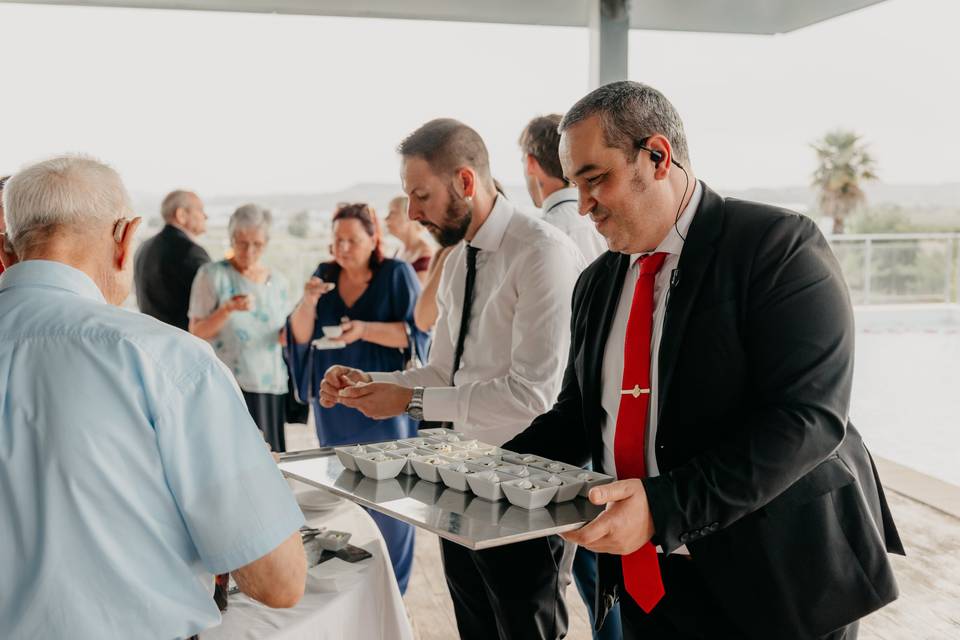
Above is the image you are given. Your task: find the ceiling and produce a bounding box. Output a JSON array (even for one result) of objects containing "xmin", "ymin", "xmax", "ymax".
[{"xmin": 1, "ymin": 0, "xmax": 889, "ymax": 35}]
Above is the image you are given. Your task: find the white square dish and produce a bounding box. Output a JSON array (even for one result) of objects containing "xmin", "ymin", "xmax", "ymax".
[
  {"xmin": 538, "ymin": 474, "xmax": 586, "ymax": 503},
  {"xmin": 333, "ymin": 444, "xmax": 368, "ymax": 471},
  {"xmin": 437, "ymin": 461, "xmax": 486, "ymax": 492},
  {"xmin": 386, "ymin": 450, "xmax": 423, "ymax": 475},
  {"xmin": 465, "ymin": 470, "xmax": 518, "ymax": 501},
  {"xmin": 501, "ymin": 453, "xmax": 551, "ymax": 467},
  {"xmin": 354, "ymin": 452, "xmax": 407, "ymax": 480},
  {"xmin": 411, "ymin": 454, "xmax": 455, "ymax": 483},
  {"xmin": 501, "ymin": 478, "xmax": 559, "ymax": 509},
  {"xmin": 560, "ymin": 469, "xmax": 615, "ymax": 497},
  {"xmin": 531, "ymin": 460, "xmax": 581, "ymax": 475}
]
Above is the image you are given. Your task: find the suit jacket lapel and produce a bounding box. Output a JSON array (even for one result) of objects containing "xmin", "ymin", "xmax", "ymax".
[
  {"xmin": 583, "ymin": 253, "xmax": 629, "ymax": 433},
  {"xmin": 657, "ymin": 183, "xmax": 725, "ymax": 418}
]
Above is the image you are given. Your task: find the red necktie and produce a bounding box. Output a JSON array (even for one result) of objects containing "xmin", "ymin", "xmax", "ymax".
[{"xmin": 614, "ymin": 251, "xmax": 668, "ymax": 613}]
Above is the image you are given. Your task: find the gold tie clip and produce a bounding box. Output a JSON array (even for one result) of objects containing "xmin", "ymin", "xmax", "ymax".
[{"xmin": 621, "ymin": 385, "xmax": 650, "ymax": 398}]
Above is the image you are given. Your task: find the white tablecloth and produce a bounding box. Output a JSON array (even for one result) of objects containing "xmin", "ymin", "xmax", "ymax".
[{"xmin": 201, "ymin": 495, "xmax": 413, "ymax": 640}]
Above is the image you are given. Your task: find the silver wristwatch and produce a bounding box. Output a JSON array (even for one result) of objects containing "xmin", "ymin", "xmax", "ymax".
[{"xmin": 405, "ymin": 387, "xmax": 425, "ymax": 421}]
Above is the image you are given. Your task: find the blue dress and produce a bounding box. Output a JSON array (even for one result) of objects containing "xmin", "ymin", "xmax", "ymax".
[{"xmin": 286, "ymin": 258, "xmax": 429, "ymax": 594}]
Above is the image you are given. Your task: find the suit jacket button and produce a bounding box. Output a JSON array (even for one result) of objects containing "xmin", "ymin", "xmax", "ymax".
[
  {"xmin": 710, "ymin": 522, "xmax": 720, "ymax": 532},
  {"xmin": 679, "ymin": 533, "xmax": 689, "ymax": 543}
]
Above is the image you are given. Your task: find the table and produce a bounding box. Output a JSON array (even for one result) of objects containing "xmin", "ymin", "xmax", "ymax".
[{"xmin": 201, "ymin": 488, "xmax": 413, "ymax": 640}]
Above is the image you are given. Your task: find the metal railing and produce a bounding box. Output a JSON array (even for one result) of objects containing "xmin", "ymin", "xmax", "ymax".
[
  {"xmin": 188, "ymin": 229, "xmax": 960, "ymax": 307},
  {"xmin": 828, "ymin": 233, "xmax": 960, "ymax": 305}
]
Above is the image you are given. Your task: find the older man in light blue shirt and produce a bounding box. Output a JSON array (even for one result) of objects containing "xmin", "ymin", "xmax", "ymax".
[{"xmin": 0, "ymin": 156, "xmax": 306, "ymax": 640}]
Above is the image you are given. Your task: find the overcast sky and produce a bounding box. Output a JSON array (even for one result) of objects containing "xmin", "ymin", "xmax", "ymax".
[{"xmin": 0, "ymin": 0, "xmax": 956, "ymax": 197}]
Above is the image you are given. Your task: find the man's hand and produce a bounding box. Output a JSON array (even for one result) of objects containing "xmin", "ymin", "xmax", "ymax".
[
  {"xmin": 336, "ymin": 382, "xmax": 414, "ymax": 420},
  {"xmin": 560, "ymin": 479, "xmax": 656, "ymax": 555},
  {"xmin": 319, "ymin": 365, "xmax": 371, "ymax": 408}
]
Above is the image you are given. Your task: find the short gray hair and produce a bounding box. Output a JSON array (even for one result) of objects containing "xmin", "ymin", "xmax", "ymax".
[
  {"xmin": 3, "ymin": 155, "xmax": 132, "ymax": 253},
  {"xmin": 228, "ymin": 203, "xmax": 272, "ymax": 240},
  {"xmin": 160, "ymin": 190, "xmax": 196, "ymax": 223},
  {"xmin": 559, "ymin": 81, "xmax": 690, "ymax": 167}
]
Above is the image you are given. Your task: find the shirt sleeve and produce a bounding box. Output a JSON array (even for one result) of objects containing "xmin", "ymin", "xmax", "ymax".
[
  {"xmin": 154, "ymin": 353, "xmax": 304, "ymax": 575},
  {"xmin": 379, "ymin": 240, "xmax": 584, "ymax": 437},
  {"xmin": 369, "ymin": 253, "xmax": 456, "ymax": 389},
  {"xmin": 187, "ymin": 265, "xmax": 218, "ymax": 320}
]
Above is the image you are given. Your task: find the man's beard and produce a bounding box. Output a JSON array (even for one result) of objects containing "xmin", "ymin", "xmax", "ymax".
[{"xmin": 425, "ymin": 188, "xmax": 473, "ymax": 247}]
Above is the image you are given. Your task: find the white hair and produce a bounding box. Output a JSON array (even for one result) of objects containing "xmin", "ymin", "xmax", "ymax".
[
  {"xmin": 228, "ymin": 203, "xmax": 272, "ymax": 240},
  {"xmin": 3, "ymin": 155, "xmax": 132, "ymax": 253},
  {"xmin": 160, "ymin": 190, "xmax": 196, "ymax": 223}
]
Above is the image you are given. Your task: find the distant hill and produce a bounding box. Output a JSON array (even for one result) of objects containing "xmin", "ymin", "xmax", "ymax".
[
  {"xmin": 132, "ymin": 180, "xmax": 960, "ymax": 228},
  {"xmin": 728, "ymin": 182, "xmax": 960, "ymax": 212}
]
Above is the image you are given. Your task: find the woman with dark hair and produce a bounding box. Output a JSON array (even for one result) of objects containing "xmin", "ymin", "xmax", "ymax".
[{"xmin": 286, "ymin": 203, "xmax": 428, "ymax": 593}]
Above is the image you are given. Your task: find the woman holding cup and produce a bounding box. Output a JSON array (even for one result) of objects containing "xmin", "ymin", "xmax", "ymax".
[
  {"xmin": 286, "ymin": 202, "xmax": 428, "ymax": 594},
  {"xmin": 188, "ymin": 203, "xmax": 291, "ymax": 451}
]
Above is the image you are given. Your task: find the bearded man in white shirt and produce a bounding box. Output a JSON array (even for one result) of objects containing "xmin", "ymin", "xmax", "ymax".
[
  {"xmin": 320, "ymin": 118, "xmax": 585, "ymax": 640},
  {"xmin": 520, "ymin": 114, "xmax": 607, "ymax": 264}
]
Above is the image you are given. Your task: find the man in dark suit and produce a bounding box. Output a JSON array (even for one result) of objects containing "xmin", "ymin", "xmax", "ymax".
[
  {"xmin": 134, "ymin": 190, "xmax": 210, "ymax": 330},
  {"xmin": 506, "ymin": 81, "xmax": 903, "ymax": 640}
]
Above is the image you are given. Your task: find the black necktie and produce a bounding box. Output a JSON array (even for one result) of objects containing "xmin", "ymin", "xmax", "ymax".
[{"xmin": 451, "ymin": 245, "xmax": 480, "ymax": 385}]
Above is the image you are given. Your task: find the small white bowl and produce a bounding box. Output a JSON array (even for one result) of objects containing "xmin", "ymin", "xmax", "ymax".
[
  {"xmin": 397, "ymin": 437, "xmax": 430, "ymax": 448},
  {"xmin": 470, "ymin": 457, "xmax": 507, "ymax": 472},
  {"xmin": 501, "ymin": 478, "xmax": 559, "ymax": 509},
  {"xmin": 411, "ymin": 454, "xmax": 454, "ymax": 483},
  {"xmin": 531, "ymin": 460, "xmax": 581, "ymax": 475},
  {"xmin": 387, "ymin": 450, "xmax": 423, "ymax": 475},
  {"xmin": 368, "ymin": 441, "xmax": 414, "ymax": 454},
  {"xmin": 501, "ymin": 453, "xmax": 551, "ymax": 467},
  {"xmin": 437, "ymin": 461, "xmax": 484, "ymax": 492},
  {"xmin": 425, "ymin": 442, "xmax": 457, "ymax": 454},
  {"xmin": 354, "ymin": 452, "xmax": 406, "ymax": 480},
  {"xmin": 321, "ymin": 325, "xmax": 344, "ymax": 338},
  {"xmin": 497, "ymin": 464, "xmax": 536, "ymax": 478},
  {"xmin": 540, "ymin": 474, "xmax": 585, "ymax": 503},
  {"xmin": 561, "ymin": 469, "xmax": 615, "ymax": 497},
  {"xmin": 465, "ymin": 470, "xmax": 517, "ymax": 501},
  {"xmin": 334, "ymin": 444, "xmax": 368, "ymax": 471}
]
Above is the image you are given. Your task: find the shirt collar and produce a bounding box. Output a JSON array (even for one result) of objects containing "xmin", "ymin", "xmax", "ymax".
[
  {"xmin": 629, "ymin": 180, "xmax": 703, "ymax": 268},
  {"xmin": 0, "ymin": 259, "xmax": 107, "ymax": 303},
  {"xmin": 469, "ymin": 193, "xmax": 513, "ymax": 252},
  {"xmin": 541, "ymin": 187, "xmax": 579, "ymax": 215}
]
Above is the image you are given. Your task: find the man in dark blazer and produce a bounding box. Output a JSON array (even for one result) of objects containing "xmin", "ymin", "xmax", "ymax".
[
  {"xmin": 134, "ymin": 190, "xmax": 210, "ymax": 331},
  {"xmin": 506, "ymin": 81, "xmax": 903, "ymax": 640}
]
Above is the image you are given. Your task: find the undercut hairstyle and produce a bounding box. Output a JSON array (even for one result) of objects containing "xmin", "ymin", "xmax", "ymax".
[
  {"xmin": 332, "ymin": 202, "xmax": 384, "ymax": 270},
  {"xmin": 559, "ymin": 81, "xmax": 690, "ymax": 167},
  {"xmin": 160, "ymin": 190, "xmax": 196, "ymax": 223},
  {"xmin": 228, "ymin": 203, "xmax": 272, "ymax": 241},
  {"xmin": 519, "ymin": 114, "xmax": 567, "ymax": 182},
  {"xmin": 3, "ymin": 155, "xmax": 132, "ymax": 255},
  {"xmin": 397, "ymin": 118, "xmax": 492, "ymax": 181}
]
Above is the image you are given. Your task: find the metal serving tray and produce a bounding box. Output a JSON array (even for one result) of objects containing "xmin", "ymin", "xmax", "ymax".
[{"xmin": 279, "ymin": 450, "xmax": 603, "ymax": 550}]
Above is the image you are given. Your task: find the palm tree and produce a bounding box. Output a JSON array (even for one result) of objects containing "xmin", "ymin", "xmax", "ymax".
[{"xmin": 811, "ymin": 130, "xmax": 877, "ymax": 234}]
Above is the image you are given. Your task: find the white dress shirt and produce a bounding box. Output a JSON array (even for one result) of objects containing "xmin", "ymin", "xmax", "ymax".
[
  {"xmin": 371, "ymin": 194, "xmax": 586, "ymax": 446},
  {"xmin": 600, "ymin": 181, "xmax": 703, "ymax": 478},
  {"xmin": 541, "ymin": 187, "xmax": 608, "ymax": 264}
]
